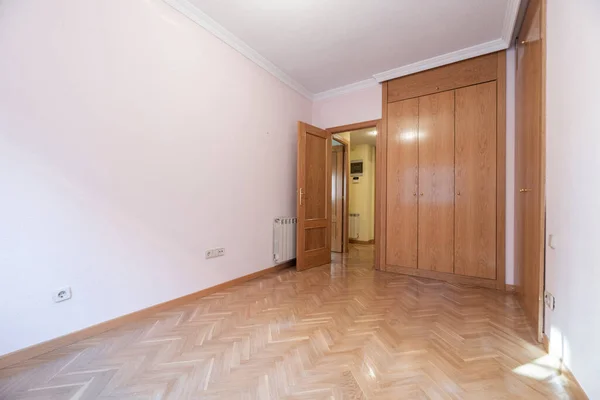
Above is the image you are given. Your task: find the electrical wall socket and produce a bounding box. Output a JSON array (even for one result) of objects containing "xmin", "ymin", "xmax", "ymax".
[
  {"xmin": 544, "ymin": 291, "xmax": 555, "ymax": 310},
  {"xmin": 205, "ymin": 247, "xmax": 225, "ymax": 259},
  {"xmin": 53, "ymin": 287, "xmax": 72, "ymax": 303}
]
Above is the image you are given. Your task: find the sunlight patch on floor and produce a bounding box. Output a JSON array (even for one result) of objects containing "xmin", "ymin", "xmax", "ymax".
[{"xmin": 513, "ymin": 355, "xmax": 562, "ymax": 380}]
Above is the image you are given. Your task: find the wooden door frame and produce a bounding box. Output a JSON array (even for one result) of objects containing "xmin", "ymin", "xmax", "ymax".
[
  {"xmin": 538, "ymin": 0, "xmax": 547, "ymax": 343},
  {"xmin": 379, "ymin": 51, "xmax": 507, "ymax": 289},
  {"xmin": 331, "ymin": 134, "xmax": 350, "ymax": 253},
  {"xmin": 327, "ymin": 119, "xmax": 382, "ymax": 267}
]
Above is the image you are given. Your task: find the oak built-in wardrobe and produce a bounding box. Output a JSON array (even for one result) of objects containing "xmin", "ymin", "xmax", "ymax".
[{"xmin": 378, "ymin": 52, "xmax": 506, "ymax": 290}]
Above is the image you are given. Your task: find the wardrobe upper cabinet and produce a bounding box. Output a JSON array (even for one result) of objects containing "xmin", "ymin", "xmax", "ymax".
[
  {"xmin": 417, "ymin": 91, "xmax": 455, "ymax": 273},
  {"xmin": 386, "ymin": 98, "xmax": 419, "ymax": 269},
  {"xmin": 454, "ymin": 82, "xmax": 497, "ymax": 279}
]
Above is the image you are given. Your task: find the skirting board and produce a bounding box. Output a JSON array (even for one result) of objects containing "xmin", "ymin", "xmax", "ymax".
[
  {"xmin": 505, "ymin": 284, "xmax": 517, "ymax": 293},
  {"xmin": 0, "ymin": 259, "xmax": 296, "ymax": 370},
  {"xmin": 542, "ymin": 333, "xmax": 589, "ymax": 398},
  {"xmin": 543, "ymin": 333, "xmax": 550, "ymax": 353},
  {"xmin": 384, "ymin": 264, "xmax": 504, "ymax": 290},
  {"xmin": 349, "ymin": 239, "xmax": 375, "ymax": 245}
]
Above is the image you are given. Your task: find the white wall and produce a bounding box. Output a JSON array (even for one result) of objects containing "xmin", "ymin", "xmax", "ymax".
[
  {"xmin": 505, "ymin": 46, "xmax": 516, "ymax": 285},
  {"xmin": 312, "ymin": 85, "xmax": 382, "ymax": 129},
  {"xmin": 544, "ymin": 1, "xmax": 600, "ymax": 397},
  {"xmin": 0, "ymin": 0, "xmax": 311, "ymax": 357},
  {"xmin": 0, "ymin": 0, "xmax": 521, "ymax": 359}
]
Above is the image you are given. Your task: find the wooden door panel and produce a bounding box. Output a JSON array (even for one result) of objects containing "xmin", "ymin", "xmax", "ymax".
[
  {"xmin": 418, "ymin": 91, "xmax": 455, "ymax": 273},
  {"xmin": 306, "ymin": 227, "xmax": 327, "ymax": 251},
  {"xmin": 331, "ymin": 147, "xmax": 344, "ymax": 252},
  {"xmin": 386, "ymin": 98, "xmax": 419, "ymax": 268},
  {"xmin": 305, "ymin": 133, "xmax": 327, "ymax": 220},
  {"xmin": 515, "ymin": 0, "xmax": 545, "ymax": 341},
  {"xmin": 297, "ymin": 122, "xmax": 332, "ymax": 271},
  {"xmin": 455, "ymin": 82, "xmax": 497, "ymax": 279}
]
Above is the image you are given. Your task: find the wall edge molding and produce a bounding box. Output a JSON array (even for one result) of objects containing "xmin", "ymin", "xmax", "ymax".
[
  {"xmin": 162, "ymin": 0, "xmax": 314, "ymax": 100},
  {"xmin": 373, "ymin": 38, "xmax": 508, "ymax": 83}
]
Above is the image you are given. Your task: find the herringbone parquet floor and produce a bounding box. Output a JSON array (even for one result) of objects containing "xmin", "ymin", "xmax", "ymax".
[{"xmin": 0, "ymin": 245, "xmax": 587, "ymax": 399}]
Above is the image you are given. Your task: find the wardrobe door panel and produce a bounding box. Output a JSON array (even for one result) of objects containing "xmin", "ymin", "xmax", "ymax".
[
  {"xmin": 386, "ymin": 98, "xmax": 419, "ymax": 268},
  {"xmin": 455, "ymin": 82, "xmax": 497, "ymax": 279},
  {"xmin": 418, "ymin": 91, "xmax": 455, "ymax": 273}
]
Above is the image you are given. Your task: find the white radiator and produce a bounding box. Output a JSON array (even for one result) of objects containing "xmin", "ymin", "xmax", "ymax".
[
  {"xmin": 273, "ymin": 217, "xmax": 297, "ymax": 263},
  {"xmin": 350, "ymin": 213, "xmax": 360, "ymax": 240}
]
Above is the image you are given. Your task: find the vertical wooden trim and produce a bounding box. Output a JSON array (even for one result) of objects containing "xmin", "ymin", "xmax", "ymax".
[
  {"xmin": 496, "ymin": 50, "xmax": 507, "ymax": 291},
  {"xmin": 377, "ymin": 82, "xmax": 388, "ymax": 270},
  {"xmin": 330, "ymin": 146, "xmax": 344, "ymax": 252},
  {"xmin": 536, "ymin": 0, "xmax": 548, "ymax": 342},
  {"xmin": 416, "ymin": 97, "xmax": 420, "ymax": 270},
  {"xmin": 327, "ymin": 133, "xmax": 333, "ymax": 256},
  {"xmin": 542, "ymin": 333, "xmax": 550, "ymax": 353},
  {"xmin": 332, "ymin": 134, "xmax": 351, "ymax": 254},
  {"xmin": 373, "ymin": 121, "xmax": 381, "ymax": 268},
  {"xmin": 296, "ymin": 122, "xmax": 306, "ymax": 269},
  {"xmin": 344, "ymin": 140, "xmax": 350, "ymax": 254},
  {"xmin": 453, "ymin": 89, "xmax": 457, "ymax": 276}
]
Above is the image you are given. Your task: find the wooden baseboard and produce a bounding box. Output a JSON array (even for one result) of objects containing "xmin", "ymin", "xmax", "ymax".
[
  {"xmin": 543, "ymin": 333, "xmax": 588, "ymax": 398},
  {"xmin": 383, "ymin": 264, "xmax": 504, "ymax": 290},
  {"xmin": 542, "ymin": 333, "xmax": 550, "ymax": 353},
  {"xmin": 505, "ymin": 284, "xmax": 517, "ymax": 293},
  {"xmin": 349, "ymin": 239, "xmax": 375, "ymax": 245},
  {"xmin": 0, "ymin": 259, "xmax": 296, "ymax": 370}
]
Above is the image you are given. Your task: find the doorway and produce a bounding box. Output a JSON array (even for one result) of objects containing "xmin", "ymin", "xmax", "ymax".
[
  {"xmin": 295, "ymin": 119, "xmax": 381, "ymax": 271},
  {"xmin": 328, "ymin": 120, "xmax": 381, "ymax": 266}
]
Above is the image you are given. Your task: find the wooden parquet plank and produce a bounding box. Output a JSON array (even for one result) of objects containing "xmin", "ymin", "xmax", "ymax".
[{"xmin": 0, "ymin": 245, "xmax": 588, "ymax": 399}]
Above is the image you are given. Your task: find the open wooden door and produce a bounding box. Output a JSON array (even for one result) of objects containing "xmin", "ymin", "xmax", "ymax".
[
  {"xmin": 297, "ymin": 122, "xmax": 332, "ymax": 271},
  {"xmin": 515, "ymin": 0, "xmax": 545, "ymax": 342}
]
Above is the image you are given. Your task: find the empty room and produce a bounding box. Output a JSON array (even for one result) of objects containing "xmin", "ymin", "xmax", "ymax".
[{"xmin": 1, "ymin": 0, "xmax": 599, "ymax": 398}]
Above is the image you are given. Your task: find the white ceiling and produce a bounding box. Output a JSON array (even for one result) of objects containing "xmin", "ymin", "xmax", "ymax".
[{"xmin": 166, "ymin": 0, "xmax": 521, "ymax": 99}]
